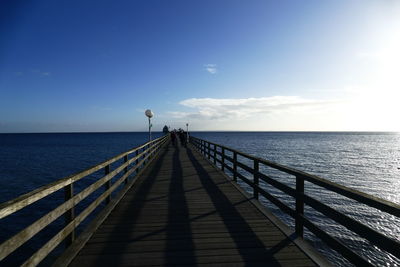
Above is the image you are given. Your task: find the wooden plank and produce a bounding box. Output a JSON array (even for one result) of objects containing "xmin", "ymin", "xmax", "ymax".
[
  {"xmin": 87, "ymin": 232, "xmax": 289, "ymax": 244},
  {"xmin": 78, "ymin": 240, "xmax": 304, "ymax": 254},
  {"xmin": 0, "ymin": 177, "xmax": 73, "ymax": 219},
  {"xmin": 254, "ymin": 159, "xmax": 259, "ymax": 199},
  {"xmin": 295, "ymin": 175, "xmax": 304, "ymax": 237},
  {"xmin": 301, "ymin": 215, "xmax": 372, "ymax": 266},
  {"xmin": 236, "ymin": 172, "xmax": 254, "ymax": 187},
  {"xmin": 236, "ymin": 161, "xmax": 254, "ymax": 174},
  {"xmin": 74, "ymin": 246, "xmax": 306, "ymax": 258},
  {"xmin": 302, "ymin": 193, "xmax": 400, "ymax": 258},
  {"xmin": 68, "ymin": 143, "xmax": 321, "ymax": 267},
  {"xmin": 70, "ymin": 251, "xmax": 313, "ymax": 267},
  {"xmin": 300, "ymin": 172, "xmax": 400, "ymax": 217}
]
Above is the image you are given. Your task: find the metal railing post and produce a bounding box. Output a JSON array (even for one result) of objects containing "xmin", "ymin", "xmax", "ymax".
[
  {"xmin": 295, "ymin": 175, "xmax": 305, "ymax": 238},
  {"xmin": 213, "ymin": 144, "xmax": 217, "ymax": 164},
  {"xmin": 105, "ymin": 165, "xmax": 111, "ymax": 204},
  {"xmin": 253, "ymin": 159, "xmax": 259, "ymax": 199},
  {"xmin": 64, "ymin": 184, "xmax": 75, "ymax": 247},
  {"xmin": 221, "ymin": 147, "xmax": 225, "ymax": 171},
  {"xmin": 208, "ymin": 142, "xmax": 211, "ymax": 160},
  {"xmin": 233, "ymin": 151, "xmax": 237, "ymax": 182}
]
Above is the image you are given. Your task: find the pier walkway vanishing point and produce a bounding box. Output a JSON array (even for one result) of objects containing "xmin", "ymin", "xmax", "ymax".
[{"xmin": 1, "ymin": 134, "xmax": 399, "ymax": 266}]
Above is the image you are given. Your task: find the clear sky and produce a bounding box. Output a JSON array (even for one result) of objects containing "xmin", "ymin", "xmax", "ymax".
[{"xmin": 1, "ymin": 0, "xmax": 399, "ymax": 132}]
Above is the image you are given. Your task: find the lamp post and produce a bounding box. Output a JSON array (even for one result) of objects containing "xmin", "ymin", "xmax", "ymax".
[
  {"xmin": 186, "ymin": 123, "xmax": 189, "ymax": 143},
  {"xmin": 145, "ymin": 109, "xmax": 154, "ymax": 142}
]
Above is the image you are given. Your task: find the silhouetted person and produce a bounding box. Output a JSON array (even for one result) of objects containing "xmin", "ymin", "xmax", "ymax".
[
  {"xmin": 179, "ymin": 130, "xmax": 187, "ymax": 147},
  {"xmin": 170, "ymin": 131, "xmax": 176, "ymax": 146}
]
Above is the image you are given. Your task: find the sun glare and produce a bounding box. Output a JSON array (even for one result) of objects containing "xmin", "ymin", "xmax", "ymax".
[{"xmin": 349, "ymin": 10, "xmax": 400, "ymax": 131}]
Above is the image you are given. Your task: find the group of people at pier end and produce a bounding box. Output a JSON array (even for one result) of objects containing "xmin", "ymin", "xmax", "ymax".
[{"xmin": 170, "ymin": 129, "xmax": 188, "ymax": 147}]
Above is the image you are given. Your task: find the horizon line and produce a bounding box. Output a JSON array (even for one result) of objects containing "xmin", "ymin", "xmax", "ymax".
[{"xmin": 1, "ymin": 130, "xmax": 399, "ymax": 134}]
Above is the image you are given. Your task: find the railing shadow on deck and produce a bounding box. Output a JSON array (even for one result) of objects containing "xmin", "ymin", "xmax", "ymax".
[
  {"xmin": 189, "ymin": 136, "xmax": 400, "ymax": 266},
  {"xmin": 73, "ymin": 143, "xmax": 295, "ymax": 266},
  {"xmin": 89, "ymin": 144, "xmax": 173, "ymax": 266},
  {"xmin": 0, "ymin": 135, "xmax": 169, "ymax": 266},
  {"xmin": 186, "ymin": 147, "xmax": 284, "ymax": 265},
  {"xmin": 87, "ymin": 144, "xmax": 198, "ymax": 266},
  {"xmin": 165, "ymin": 145, "xmax": 196, "ymax": 265}
]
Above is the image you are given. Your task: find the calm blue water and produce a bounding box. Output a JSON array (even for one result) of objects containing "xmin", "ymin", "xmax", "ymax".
[{"xmin": 0, "ymin": 132, "xmax": 399, "ymax": 266}]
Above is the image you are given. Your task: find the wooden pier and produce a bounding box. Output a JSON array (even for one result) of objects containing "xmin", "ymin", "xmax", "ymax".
[
  {"xmin": 66, "ymin": 143, "xmax": 321, "ymax": 266},
  {"xmin": 1, "ymin": 135, "xmax": 399, "ymax": 266}
]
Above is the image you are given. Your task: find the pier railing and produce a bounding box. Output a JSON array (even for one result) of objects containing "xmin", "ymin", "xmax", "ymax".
[
  {"xmin": 0, "ymin": 135, "xmax": 169, "ymax": 266},
  {"xmin": 190, "ymin": 136, "xmax": 400, "ymax": 266}
]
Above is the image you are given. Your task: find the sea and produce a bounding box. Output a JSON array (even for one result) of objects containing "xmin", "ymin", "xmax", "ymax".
[{"xmin": 0, "ymin": 132, "xmax": 399, "ymax": 266}]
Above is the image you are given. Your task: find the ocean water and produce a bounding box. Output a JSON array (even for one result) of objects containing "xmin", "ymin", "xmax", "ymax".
[{"xmin": 0, "ymin": 132, "xmax": 399, "ymax": 266}]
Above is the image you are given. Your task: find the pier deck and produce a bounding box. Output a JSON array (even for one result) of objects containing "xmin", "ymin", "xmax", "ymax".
[{"xmin": 69, "ymin": 144, "xmax": 318, "ymax": 266}]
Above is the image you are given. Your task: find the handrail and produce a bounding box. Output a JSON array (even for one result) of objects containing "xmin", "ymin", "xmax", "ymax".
[
  {"xmin": 0, "ymin": 135, "xmax": 169, "ymax": 266},
  {"xmin": 190, "ymin": 136, "xmax": 400, "ymax": 266},
  {"xmin": 0, "ymin": 137, "xmax": 163, "ymax": 219}
]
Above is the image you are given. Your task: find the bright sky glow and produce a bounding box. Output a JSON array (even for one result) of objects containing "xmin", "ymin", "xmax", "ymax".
[{"xmin": 1, "ymin": 0, "xmax": 399, "ymax": 132}]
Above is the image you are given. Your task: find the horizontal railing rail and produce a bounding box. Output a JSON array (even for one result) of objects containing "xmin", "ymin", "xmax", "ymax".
[
  {"xmin": 190, "ymin": 136, "xmax": 400, "ymax": 266},
  {"xmin": 0, "ymin": 135, "xmax": 169, "ymax": 266}
]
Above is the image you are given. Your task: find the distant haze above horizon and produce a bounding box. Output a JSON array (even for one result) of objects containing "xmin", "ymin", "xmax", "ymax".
[{"xmin": 1, "ymin": 1, "xmax": 400, "ymax": 133}]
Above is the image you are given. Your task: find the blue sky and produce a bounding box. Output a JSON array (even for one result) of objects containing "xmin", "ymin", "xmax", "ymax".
[{"xmin": 1, "ymin": 0, "xmax": 399, "ymax": 132}]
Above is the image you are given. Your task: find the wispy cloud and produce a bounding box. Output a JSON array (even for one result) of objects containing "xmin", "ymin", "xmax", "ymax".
[
  {"xmin": 170, "ymin": 96, "xmax": 338, "ymax": 120},
  {"xmin": 30, "ymin": 69, "xmax": 51, "ymax": 76},
  {"xmin": 204, "ymin": 64, "xmax": 217, "ymax": 74}
]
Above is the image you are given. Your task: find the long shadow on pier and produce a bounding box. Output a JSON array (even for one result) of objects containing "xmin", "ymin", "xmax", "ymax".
[
  {"xmin": 72, "ymin": 144, "xmax": 302, "ymax": 266},
  {"xmin": 186, "ymin": 147, "xmax": 287, "ymax": 266},
  {"xmin": 90, "ymin": 147, "xmax": 170, "ymax": 267},
  {"xmin": 165, "ymin": 145, "xmax": 196, "ymax": 265}
]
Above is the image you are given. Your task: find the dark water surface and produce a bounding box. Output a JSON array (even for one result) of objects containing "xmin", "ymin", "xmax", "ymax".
[{"xmin": 0, "ymin": 132, "xmax": 399, "ymax": 266}]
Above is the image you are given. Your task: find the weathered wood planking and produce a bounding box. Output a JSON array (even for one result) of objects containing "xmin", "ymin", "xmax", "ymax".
[{"xmin": 68, "ymin": 144, "xmax": 322, "ymax": 266}]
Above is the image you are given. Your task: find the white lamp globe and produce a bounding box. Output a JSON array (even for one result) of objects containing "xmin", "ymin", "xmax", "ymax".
[{"xmin": 145, "ymin": 109, "xmax": 154, "ymax": 118}]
